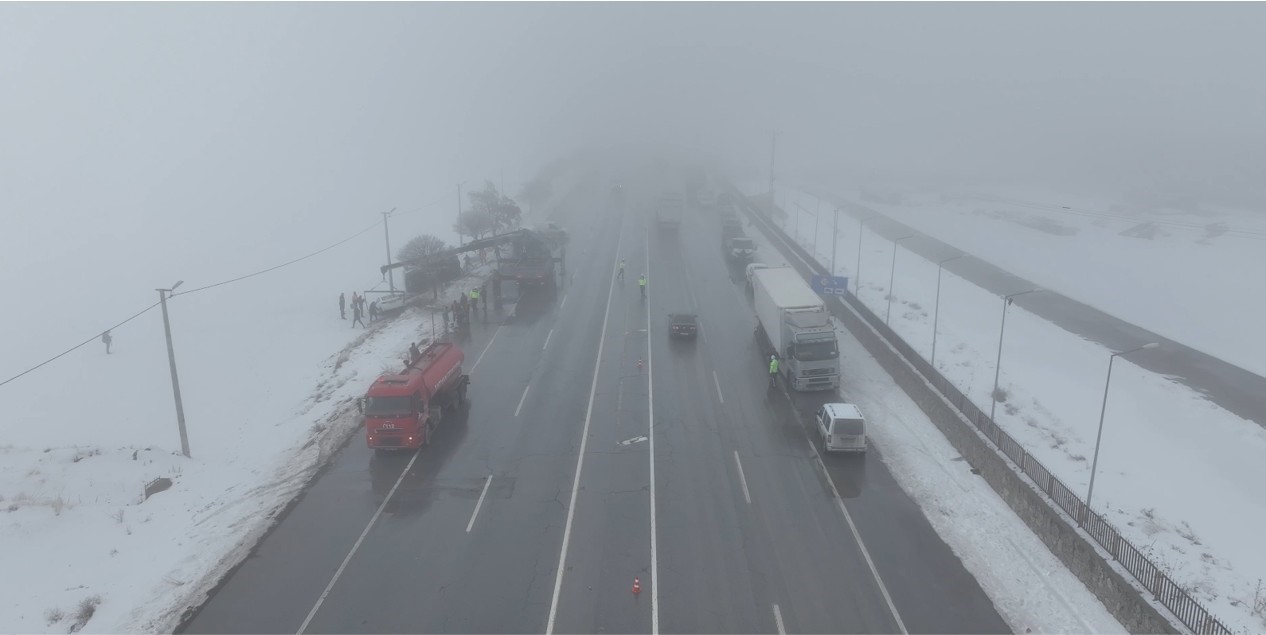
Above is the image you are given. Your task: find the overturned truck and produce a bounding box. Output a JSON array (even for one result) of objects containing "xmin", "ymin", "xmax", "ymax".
[{"xmin": 382, "ymin": 226, "xmax": 568, "ymax": 301}]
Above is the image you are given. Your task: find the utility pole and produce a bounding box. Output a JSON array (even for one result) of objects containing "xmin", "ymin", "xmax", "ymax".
[
  {"xmin": 382, "ymin": 208, "xmax": 396, "ymax": 293},
  {"xmin": 157, "ymin": 281, "xmax": 190, "ymax": 458},
  {"xmin": 768, "ymin": 132, "xmax": 778, "ymax": 216},
  {"xmin": 457, "ymin": 182, "xmax": 464, "ymax": 247}
]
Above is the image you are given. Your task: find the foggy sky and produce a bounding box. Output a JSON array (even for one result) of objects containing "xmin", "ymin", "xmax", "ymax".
[{"xmin": 4, "ymin": 1, "xmax": 1265, "ymax": 269}]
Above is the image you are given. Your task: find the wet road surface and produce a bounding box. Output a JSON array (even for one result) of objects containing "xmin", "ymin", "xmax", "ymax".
[{"xmin": 180, "ymin": 173, "xmax": 1010, "ymax": 634}]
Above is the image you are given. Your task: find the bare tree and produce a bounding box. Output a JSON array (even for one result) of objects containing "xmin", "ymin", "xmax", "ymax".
[
  {"xmin": 397, "ymin": 234, "xmax": 448, "ymax": 266},
  {"xmin": 454, "ymin": 209, "xmax": 495, "ymax": 240},
  {"xmin": 467, "ymin": 180, "xmax": 522, "ymax": 233}
]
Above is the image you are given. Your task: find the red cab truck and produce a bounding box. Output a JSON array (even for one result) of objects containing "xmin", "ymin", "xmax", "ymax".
[{"xmin": 359, "ymin": 341, "xmax": 469, "ymax": 450}]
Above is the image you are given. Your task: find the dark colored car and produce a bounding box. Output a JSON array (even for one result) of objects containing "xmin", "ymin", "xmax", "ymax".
[{"xmin": 669, "ymin": 313, "xmax": 698, "ymax": 339}]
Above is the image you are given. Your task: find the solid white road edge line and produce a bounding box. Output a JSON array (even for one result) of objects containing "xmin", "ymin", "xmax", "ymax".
[
  {"xmin": 806, "ymin": 438, "xmax": 909, "ymax": 634},
  {"xmin": 644, "ymin": 231, "xmax": 660, "ymax": 635},
  {"xmin": 465, "ymin": 474, "xmax": 494, "ymax": 533},
  {"xmin": 560, "ymin": 293, "xmax": 568, "ymax": 309},
  {"xmin": 543, "ymin": 328, "xmax": 554, "ymax": 350},
  {"xmin": 773, "ymin": 603, "xmax": 786, "ymax": 635},
  {"xmin": 733, "ymin": 451, "xmax": 752, "ymax": 505},
  {"xmin": 713, "ymin": 370, "xmax": 724, "ymax": 403},
  {"xmin": 544, "ymin": 220, "xmax": 624, "ymax": 634},
  {"xmin": 514, "ymin": 384, "xmax": 531, "ymax": 417},
  {"xmin": 296, "ymin": 451, "xmax": 419, "ymax": 634}
]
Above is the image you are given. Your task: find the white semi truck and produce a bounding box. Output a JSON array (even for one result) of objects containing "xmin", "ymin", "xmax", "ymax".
[{"xmin": 751, "ymin": 267, "xmax": 840, "ymax": 391}]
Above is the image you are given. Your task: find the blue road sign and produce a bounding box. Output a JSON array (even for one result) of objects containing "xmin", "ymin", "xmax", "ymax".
[{"xmin": 810, "ymin": 274, "xmax": 850, "ymax": 296}]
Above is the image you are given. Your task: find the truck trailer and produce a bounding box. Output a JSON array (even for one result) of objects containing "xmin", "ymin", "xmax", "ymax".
[
  {"xmin": 359, "ymin": 341, "xmax": 470, "ymax": 450},
  {"xmin": 751, "ymin": 267, "xmax": 840, "ymax": 391}
]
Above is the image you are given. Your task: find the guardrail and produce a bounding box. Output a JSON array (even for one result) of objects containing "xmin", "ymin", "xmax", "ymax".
[{"xmin": 731, "ymin": 188, "xmax": 1231, "ymax": 635}]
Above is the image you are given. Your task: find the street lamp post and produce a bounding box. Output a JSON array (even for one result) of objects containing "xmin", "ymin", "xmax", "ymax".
[
  {"xmin": 855, "ymin": 215, "xmax": 875, "ymax": 299},
  {"xmin": 989, "ymin": 288, "xmax": 1041, "ymax": 423},
  {"xmin": 382, "ymin": 208, "xmax": 397, "ymax": 293},
  {"xmin": 1085, "ymin": 342, "xmax": 1159, "ymax": 519},
  {"xmin": 814, "ymin": 198, "xmax": 821, "ymax": 262},
  {"xmin": 457, "ymin": 182, "xmax": 465, "ymax": 247},
  {"xmin": 767, "ymin": 132, "xmax": 778, "ymax": 216},
  {"xmin": 157, "ymin": 281, "xmax": 191, "ymax": 458},
  {"xmin": 931, "ymin": 255, "xmax": 965, "ymax": 369},
  {"xmin": 885, "ymin": 235, "xmax": 915, "ymax": 325},
  {"xmin": 831, "ymin": 206, "xmax": 839, "ymax": 277}
]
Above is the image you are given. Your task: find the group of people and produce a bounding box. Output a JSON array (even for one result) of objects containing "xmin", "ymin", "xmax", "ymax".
[
  {"xmin": 443, "ymin": 285, "xmax": 488, "ymax": 330},
  {"xmin": 340, "ymin": 292, "xmax": 381, "ymax": 328}
]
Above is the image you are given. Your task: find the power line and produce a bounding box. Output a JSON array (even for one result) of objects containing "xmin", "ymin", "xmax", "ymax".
[
  {"xmin": 1, "ymin": 194, "xmax": 448, "ymax": 390},
  {"xmin": 174, "ymin": 219, "xmax": 382, "ymax": 298},
  {"xmin": 0, "ymin": 300, "xmax": 161, "ymax": 389}
]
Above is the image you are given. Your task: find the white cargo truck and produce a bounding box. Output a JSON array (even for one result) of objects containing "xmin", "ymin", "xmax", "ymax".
[{"xmin": 751, "ymin": 267, "xmax": 840, "ymax": 391}]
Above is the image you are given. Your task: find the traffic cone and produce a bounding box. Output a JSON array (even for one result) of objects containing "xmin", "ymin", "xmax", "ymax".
[{"xmin": 632, "ymin": 576, "xmax": 641, "ymax": 595}]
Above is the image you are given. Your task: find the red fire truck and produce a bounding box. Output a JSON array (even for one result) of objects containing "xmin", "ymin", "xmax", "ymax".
[{"xmin": 359, "ymin": 341, "xmax": 469, "ymax": 450}]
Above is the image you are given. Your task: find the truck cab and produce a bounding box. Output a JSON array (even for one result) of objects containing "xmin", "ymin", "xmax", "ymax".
[
  {"xmin": 360, "ymin": 342, "xmax": 468, "ymax": 450},
  {"xmin": 816, "ymin": 403, "xmax": 867, "ymax": 453}
]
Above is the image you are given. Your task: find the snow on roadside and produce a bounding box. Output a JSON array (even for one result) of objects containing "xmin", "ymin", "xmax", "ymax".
[
  {"xmin": 738, "ymin": 208, "xmax": 1125, "ymax": 632},
  {"xmin": 835, "ymin": 315, "xmax": 1125, "ymax": 634},
  {"xmin": 738, "ymin": 181, "xmax": 1266, "ymax": 632},
  {"xmin": 0, "ymin": 249, "xmax": 491, "ymax": 634}
]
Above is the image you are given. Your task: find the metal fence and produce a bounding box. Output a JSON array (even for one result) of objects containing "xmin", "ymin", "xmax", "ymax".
[{"xmin": 739, "ymin": 193, "xmax": 1232, "ymax": 635}]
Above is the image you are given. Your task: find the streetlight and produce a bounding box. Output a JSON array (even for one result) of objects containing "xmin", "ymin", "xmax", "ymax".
[
  {"xmin": 157, "ymin": 281, "xmax": 191, "ymax": 458},
  {"xmin": 855, "ymin": 215, "xmax": 877, "ymax": 299},
  {"xmin": 382, "ymin": 208, "xmax": 397, "ymax": 293},
  {"xmin": 989, "ymin": 288, "xmax": 1041, "ymax": 423},
  {"xmin": 1084, "ymin": 342, "xmax": 1159, "ymax": 517},
  {"xmin": 830, "ymin": 206, "xmax": 839, "ymax": 277},
  {"xmin": 885, "ymin": 235, "xmax": 915, "ymax": 325},
  {"xmin": 931, "ymin": 255, "xmax": 965, "ymax": 369},
  {"xmin": 767, "ymin": 132, "xmax": 779, "ymax": 217},
  {"xmin": 457, "ymin": 182, "xmax": 465, "ymax": 247}
]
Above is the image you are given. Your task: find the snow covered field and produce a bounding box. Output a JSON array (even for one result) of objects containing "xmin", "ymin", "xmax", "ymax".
[
  {"xmin": 0, "ymin": 196, "xmax": 502, "ymax": 633},
  {"xmin": 740, "ymin": 181, "xmax": 1266, "ymax": 633}
]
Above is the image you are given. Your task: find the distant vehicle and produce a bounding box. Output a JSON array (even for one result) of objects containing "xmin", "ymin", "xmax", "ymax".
[
  {"xmin": 816, "ymin": 403, "xmax": 867, "ymax": 453},
  {"xmin": 723, "ymin": 235, "xmax": 756, "ymax": 262},
  {"xmin": 722, "ymin": 220, "xmax": 755, "ymax": 261},
  {"xmin": 751, "ymin": 267, "xmax": 840, "ymax": 391},
  {"xmin": 359, "ymin": 341, "xmax": 469, "ymax": 451},
  {"xmin": 656, "ymin": 192, "xmax": 684, "ymax": 231},
  {"xmin": 745, "ymin": 263, "xmax": 771, "ymax": 289},
  {"xmin": 668, "ymin": 313, "xmax": 698, "ymax": 339}
]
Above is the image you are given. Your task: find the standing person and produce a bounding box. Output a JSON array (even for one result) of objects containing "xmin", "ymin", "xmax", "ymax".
[
  {"xmin": 638, "ymin": 273, "xmax": 647, "ymax": 298},
  {"xmin": 768, "ymin": 354, "xmax": 780, "ymax": 387},
  {"xmin": 480, "ymin": 284, "xmax": 488, "ymax": 312},
  {"xmin": 410, "ymin": 342, "xmax": 422, "ymax": 363},
  {"xmin": 442, "ymin": 306, "xmax": 450, "ymax": 330},
  {"xmin": 101, "ymin": 330, "xmax": 112, "ymax": 354},
  {"xmin": 369, "ymin": 301, "xmax": 379, "ymax": 323},
  {"xmin": 617, "ymin": 259, "xmax": 625, "ymax": 281},
  {"xmin": 352, "ymin": 301, "xmax": 365, "ymax": 328},
  {"xmin": 339, "ymin": 292, "xmax": 346, "ymax": 319}
]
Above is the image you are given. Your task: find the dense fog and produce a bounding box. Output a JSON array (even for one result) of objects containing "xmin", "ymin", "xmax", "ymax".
[{"xmin": 4, "ymin": 1, "xmax": 1264, "ymax": 265}]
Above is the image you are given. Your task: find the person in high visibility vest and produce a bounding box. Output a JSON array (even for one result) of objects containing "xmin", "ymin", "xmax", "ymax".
[
  {"xmin": 617, "ymin": 259, "xmax": 626, "ymax": 281},
  {"xmin": 768, "ymin": 354, "xmax": 779, "ymax": 387},
  {"xmin": 638, "ymin": 273, "xmax": 646, "ymax": 298}
]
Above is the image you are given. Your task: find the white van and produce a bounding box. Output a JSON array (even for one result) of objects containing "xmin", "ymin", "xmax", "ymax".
[{"xmin": 816, "ymin": 403, "xmax": 867, "ymax": 453}]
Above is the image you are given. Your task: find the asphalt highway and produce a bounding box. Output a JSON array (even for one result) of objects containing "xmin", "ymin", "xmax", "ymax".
[{"xmin": 180, "ymin": 172, "xmax": 1011, "ymax": 634}]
